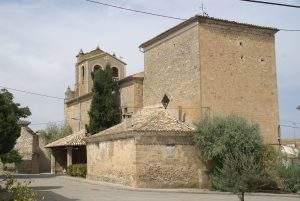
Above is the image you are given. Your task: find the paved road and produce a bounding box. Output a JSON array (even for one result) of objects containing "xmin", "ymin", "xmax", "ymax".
[{"xmin": 6, "ymin": 174, "xmax": 300, "ymax": 201}]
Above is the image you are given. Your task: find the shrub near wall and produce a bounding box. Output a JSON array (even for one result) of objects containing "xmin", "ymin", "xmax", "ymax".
[{"xmin": 66, "ymin": 164, "xmax": 87, "ymax": 178}]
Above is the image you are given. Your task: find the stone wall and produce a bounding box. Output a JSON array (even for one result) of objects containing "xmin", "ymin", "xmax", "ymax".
[
  {"xmin": 143, "ymin": 22, "xmax": 201, "ymax": 124},
  {"xmin": 64, "ymin": 96, "xmax": 92, "ymax": 132},
  {"xmin": 120, "ymin": 80, "xmax": 143, "ymax": 117},
  {"xmin": 198, "ymin": 22, "xmax": 279, "ymax": 144},
  {"xmin": 15, "ymin": 127, "xmax": 34, "ymax": 160},
  {"xmin": 142, "ymin": 20, "xmax": 278, "ymax": 144},
  {"xmin": 134, "ymin": 80, "xmax": 143, "ymax": 111},
  {"xmin": 135, "ymin": 144, "xmax": 203, "ymax": 188},
  {"xmin": 87, "ymin": 138, "xmax": 136, "ymax": 186},
  {"xmin": 38, "ymin": 136, "xmax": 51, "ymax": 172},
  {"xmin": 14, "ymin": 126, "xmax": 40, "ymax": 173},
  {"xmin": 87, "ymin": 132, "xmax": 206, "ymax": 188}
]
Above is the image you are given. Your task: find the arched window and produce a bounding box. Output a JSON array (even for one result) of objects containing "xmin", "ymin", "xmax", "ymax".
[
  {"xmin": 91, "ymin": 65, "xmax": 102, "ymax": 79},
  {"xmin": 112, "ymin": 67, "xmax": 118, "ymax": 78},
  {"xmin": 93, "ymin": 65, "xmax": 101, "ymax": 72}
]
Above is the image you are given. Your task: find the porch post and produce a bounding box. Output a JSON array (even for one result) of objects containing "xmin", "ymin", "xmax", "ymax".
[
  {"xmin": 50, "ymin": 149, "xmax": 56, "ymax": 174},
  {"xmin": 67, "ymin": 147, "xmax": 73, "ymax": 167}
]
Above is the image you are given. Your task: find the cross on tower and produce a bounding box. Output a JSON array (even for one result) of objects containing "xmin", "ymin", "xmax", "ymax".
[{"xmin": 199, "ymin": 3, "xmax": 209, "ymax": 16}]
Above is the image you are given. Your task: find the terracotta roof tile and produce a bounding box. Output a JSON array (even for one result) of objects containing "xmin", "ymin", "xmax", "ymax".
[
  {"xmin": 45, "ymin": 129, "xmax": 86, "ymax": 148},
  {"xmin": 88, "ymin": 106, "xmax": 195, "ymax": 141}
]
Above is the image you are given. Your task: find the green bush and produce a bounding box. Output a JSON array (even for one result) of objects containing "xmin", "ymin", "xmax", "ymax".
[
  {"xmin": 0, "ymin": 149, "xmax": 22, "ymax": 165},
  {"xmin": 66, "ymin": 164, "xmax": 87, "ymax": 178},
  {"xmin": 194, "ymin": 115, "xmax": 263, "ymax": 189},
  {"xmin": 277, "ymin": 163, "xmax": 300, "ymax": 193},
  {"xmin": 1, "ymin": 173, "xmax": 36, "ymax": 201}
]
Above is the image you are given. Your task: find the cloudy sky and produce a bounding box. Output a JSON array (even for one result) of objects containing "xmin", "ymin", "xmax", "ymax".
[{"xmin": 0, "ymin": 0, "xmax": 299, "ymax": 137}]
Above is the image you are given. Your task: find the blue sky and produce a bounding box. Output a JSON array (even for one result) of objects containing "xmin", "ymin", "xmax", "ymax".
[{"xmin": 0, "ymin": 0, "xmax": 299, "ymax": 137}]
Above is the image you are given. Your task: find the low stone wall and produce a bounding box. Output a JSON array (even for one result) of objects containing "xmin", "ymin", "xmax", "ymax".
[
  {"xmin": 86, "ymin": 132, "xmax": 206, "ymax": 188},
  {"xmin": 87, "ymin": 138, "xmax": 136, "ymax": 186},
  {"xmin": 135, "ymin": 144, "xmax": 202, "ymax": 188}
]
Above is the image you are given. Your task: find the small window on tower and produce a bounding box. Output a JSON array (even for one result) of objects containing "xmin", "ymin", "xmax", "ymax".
[
  {"xmin": 81, "ymin": 66, "xmax": 85, "ymax": 80},
  {"xmin": 94, "ymin": 65, "xmax": 101, "ymax": 72},
  {"xmin": 112, "ymin": 67, "xmax": 118, "ymax": 78}
]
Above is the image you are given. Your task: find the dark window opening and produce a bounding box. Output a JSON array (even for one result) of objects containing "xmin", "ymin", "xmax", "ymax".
[
  {"xmin": 81, "ymin": 66, "xmax": 85, "ymax": 81},
  {"xmin": 94, "ymin": 65, "xmax": 101, "ymax": 72},
  {"xmin": 112, "ymin": 67, "xmax": 118, "ymax": 78}
]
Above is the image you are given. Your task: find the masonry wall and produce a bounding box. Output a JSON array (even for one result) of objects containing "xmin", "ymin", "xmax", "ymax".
[
  {"xmin": 14, "ymin": 127, "xmax": 40, "ymax": 173},
  {"xmin": 87, "ymin": 138, "xmax": 137, "ymax": 186},
  {"xmin": 120, "ymin": 80, "xmax": 143, "ymax": 117},
  {"xmin": 120, "ymin": 82, "xmax": 135, "ymax": 115},
  {"xmin": 38, "ymin": 136, "xmax": 51, "ymax": 172},
  {"xmin": 87, "ymin": 133, "xmax": 207, "ymax": 188},
  {"xmin": 143, "ymin": 22, "xmax": 201, "ymax": 124},
  {"xmin": 76, "ymin": 53, "xmax": 126, "ymax": 96},
  {"xmin": 135, "ymin": 144, "xmax": 204, "ymax": 188},
  {"xmin": 134, "ymin": 80, "xmax": 143, "ymax": 111},
  {"xmin": 64, "ymin": 97, "xmax": 92, "ymax": 132},
  {"xmin": 198, "ymin": 22, "xmax": 279, "ymax": 144}
]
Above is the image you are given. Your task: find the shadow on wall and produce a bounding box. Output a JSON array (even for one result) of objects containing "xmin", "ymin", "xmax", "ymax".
[{"xmin": 38, "ymin": 137, "xmax": 51, "ymax": 173}]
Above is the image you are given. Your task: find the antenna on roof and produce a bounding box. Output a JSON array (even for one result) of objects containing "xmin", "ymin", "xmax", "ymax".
[{"xmin": 199, "ymin": 3, "xmax": 209, "ymax": 16}]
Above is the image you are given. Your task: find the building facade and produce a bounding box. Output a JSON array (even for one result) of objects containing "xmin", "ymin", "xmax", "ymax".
[
  {"xmin": 139, "ymin": 15, "xmax": 279, "ymax": 145},
  {"xmin": 50, "ymin": 15, "xmax": 280, "ymax": 188},
  {"xmin": 64, "ymin": 47, "xmax": 126, "ymax": 132}
]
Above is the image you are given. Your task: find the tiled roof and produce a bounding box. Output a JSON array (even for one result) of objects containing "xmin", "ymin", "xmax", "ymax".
[
  {"xmin": 45, "ymin": 129, "xmax": 86, "ymax": 148},
  {"xmin": 87, "ymin": 106, "xmax": 195, "ymax": 141},
  {"xmin": 118, "ymin": 71, "xmax": 144, "ymax": 84},
  {"xmin": 140, "ymin": 15, "xmax": 278, "ymax": 48}
]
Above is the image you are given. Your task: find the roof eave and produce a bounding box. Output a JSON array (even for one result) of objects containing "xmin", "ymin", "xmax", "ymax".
[{"xmin": 139, "ymin": 15, "xmax": 279, "ymax": 49}]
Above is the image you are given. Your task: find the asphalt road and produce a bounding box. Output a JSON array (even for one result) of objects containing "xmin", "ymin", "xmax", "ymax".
[{"xmin": 4, "ymin": 174, "xmax": 300, "ymax": 201}]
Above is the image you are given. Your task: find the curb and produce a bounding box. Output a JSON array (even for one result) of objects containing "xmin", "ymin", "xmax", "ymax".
[{"xmin": 60, "ymin": 175, "xmax": 300, "ymax": 198}]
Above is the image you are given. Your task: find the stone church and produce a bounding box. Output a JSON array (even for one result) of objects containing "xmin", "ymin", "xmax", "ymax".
[{"xmin": 46, "ymin": 15, "xmax": 279, "ymax": 188}]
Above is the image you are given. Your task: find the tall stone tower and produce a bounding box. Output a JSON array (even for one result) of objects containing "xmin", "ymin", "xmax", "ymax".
[
  {"xmin": 139, "ymin": 15, "xmax": 279, "ymax": 145},
  {"xmin": 64, "ymin": 47, "xmax": 126, "ymax": 132}
]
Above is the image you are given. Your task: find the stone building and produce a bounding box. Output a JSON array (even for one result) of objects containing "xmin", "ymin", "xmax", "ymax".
[
  {"xmin": 46, "ymin": 47, "xmax": 142, "ymax": 173},
  {"xmin": 86, "ymin": 107, "xmax": 206, "ymax": 188},
  {"xmin": 49, "ymin": 15, "xmax": 280, "ymax": 188},
  {"xmin": 139, "ymin": 15, "xmax": 279, "ymax": 145},
  {"xmin": 86, "ymin": 15, "xmax": 280, "ymax": 188},
  {"xmin": 64, "ymin": 47, "xmax": 126, "ymax": 132},
  {"xmin": 1, "ymin": 121, "xmax": 50, "ymax": 174}
]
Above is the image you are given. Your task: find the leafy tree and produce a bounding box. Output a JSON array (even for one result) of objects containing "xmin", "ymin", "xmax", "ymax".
[
  {"xmin": 213, "ymin": 153, "xmax": 265, "ymax": 201},
  {"xmin": 194, "ymin": 115, "xmax": 265, "ymax": 200},
  {"xmin": 0, "ymin": 89, "xmax": 31, "ymax": 155},
  {"xmin": 38, "ymin": 122, "xmax": 72, "ymax": 144},
  {"xmin": 86, "ymin": 64, "xmax": 121, "ymax": 134},
  {"xmin": 0, "ymin": 150, "xmax": 22, "ymax": 165}
]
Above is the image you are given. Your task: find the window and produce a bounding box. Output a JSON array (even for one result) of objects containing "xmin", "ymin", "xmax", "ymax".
[
  {"xmin": 112, "ymin": 67, "xmax": 118, "ymax": 78},
  {"xmin": 91, "ymin": 65, "xmax": 101, "ymax": 79},
  {"xmin": 93, "ymin": 65, "xmax": 101, "ymax": 72},
  {"xmin": 81, "ymin": 66, "xmax": 85, "ymax": 81}
]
